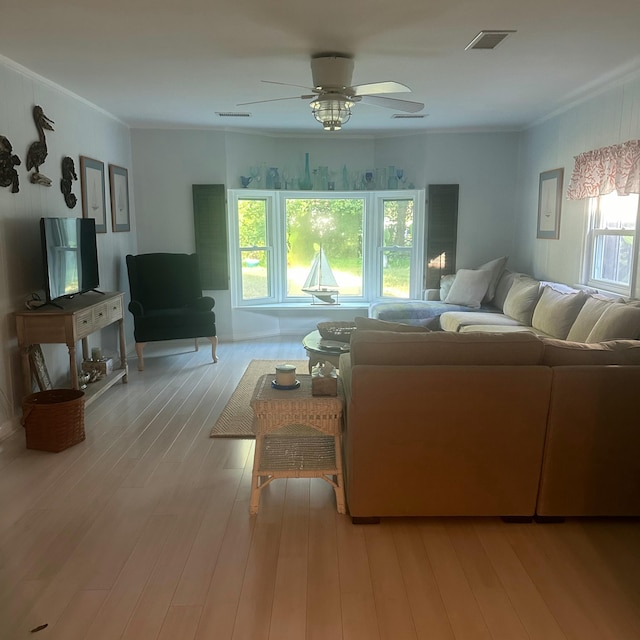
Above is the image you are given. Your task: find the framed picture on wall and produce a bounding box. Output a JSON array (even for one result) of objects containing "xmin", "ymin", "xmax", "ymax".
[
  {"xmin": 109, "ymin": 164, "xmax": 130, "ymax": 232},
  {"xmin": 80, "ymin": 156, "xmax": 107, "ymax": 233},
  {"xmin": 537, "ymin": 168, "xmax": 564, "ymax": 239}
]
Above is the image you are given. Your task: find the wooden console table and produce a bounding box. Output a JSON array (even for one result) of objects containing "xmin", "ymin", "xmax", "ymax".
[{"xmin": 15, "ymin": 291, "xmax": 128, "ymax": 405}]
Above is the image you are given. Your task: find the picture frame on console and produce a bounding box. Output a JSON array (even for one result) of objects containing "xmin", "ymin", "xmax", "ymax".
[
  {"xmin": 537, "ymin": 167, "xmax": 564, "ymax": 239},
  {"xmin": 80, "ymin": 156, "xmax": 107, "ymax": 233},
  {"xmin": 109, "ymin": 164, "xmax": 130, "ymax": 232}
]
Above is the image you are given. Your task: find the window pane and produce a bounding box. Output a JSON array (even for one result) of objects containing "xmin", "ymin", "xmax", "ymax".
[
  {"xmin": 382, "ymin": 249, "xmax": 411, "ymax": 297},
  {"xmin": 285, "ymin": 198, "xmax": 364, "ymax": 297},
  {"xmin": 592, "ymin": 233, "xmax": 633, "ymax": 286},
  {"xmin": 598, "ymin": 192, "xmax": 638, "ymax": 230},
  {"xmin": 238, "ymin": 199, "xmax": 269, "ymax": 300},
  {"xmin": 241, "ymin": 249, "xmax": 269, "ymax": 299},
  {"xmin": 383, "ymin": 199, "xmax": 414, "ymax": 247},
  {"xmin": 238, "ymin": 199, "xmax": 267, "ymax": 246}
]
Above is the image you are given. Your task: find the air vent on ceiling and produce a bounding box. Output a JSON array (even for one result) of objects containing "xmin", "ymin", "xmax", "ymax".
[
  {"xmin": 391, "ymin": 114, "xmax": 426, "ymax": 119},
  {"xmin": 216, "ymin": 111, "xmax": 251, "ymax": 118},
  {"xmin": 465, "ymin": 30, "xmax": 516, "ymax": 50}
]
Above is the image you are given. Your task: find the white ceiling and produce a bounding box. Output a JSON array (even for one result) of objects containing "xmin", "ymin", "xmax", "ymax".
[{"xmin": 2, "ymin": 0, "xmax": 640, "ymax": 135}]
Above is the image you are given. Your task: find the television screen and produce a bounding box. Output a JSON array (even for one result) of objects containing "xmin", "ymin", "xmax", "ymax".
[{"xmin": 40, "ymin": 217, "xmax": 99, "ymax": 302}]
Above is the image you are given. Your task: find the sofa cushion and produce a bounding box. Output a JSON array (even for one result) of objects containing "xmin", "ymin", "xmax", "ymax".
[
  {"xmin": 531, "ymin": 287, "xmax": 587, "ymax": 339},
  {"xmin": 355, "ymin": 317, "xmax": 430, "ymax": 332},
  {"xmin": 502, "ymin": 277, "xmax": 541, "ymax": 325},
  {"xmin": 586, "ymin": 303, "xmax": 640, "ymax": 342},
  {"xmin": 477, "ymin": 255, "xmax": 508, "ymax": 302},
  {"xmin": 369, "ymin": 300, "xmax": 479, "ymax": 325},
  {"xmin": 444, "ymin": 268, "xmax": 493, "ymax": 309},
  {"xmin": 459, "ymin": 325, "xmax": 537, "ymax": 334},
  {"xmin": 541, "ymin": 338, "xmax": 640, "ymax": 366},
  {"xmin": 349, "ymin": 330, "xmax": 544, "ymax": 366},
  {"xmin": 440, "ymin": 311, "xmax": 521, "ymax": 332},
  {"xmin": 566, "ymin": 294, "xmax": 625, "ymax": 342}
]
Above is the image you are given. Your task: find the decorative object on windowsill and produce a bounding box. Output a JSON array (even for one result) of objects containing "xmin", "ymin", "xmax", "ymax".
[
  {"xmin": 302, "ymin": 246, "xmax": 340, "ymax": 304},
  {"xmin": 60, "ymin": 156, "xmax": 78, "ymax": 208},
  {"xmin": 0, "ymin": 135, "xmax": 21, "ymax": 193},
  {"xmin": 26, "ymin": 105, "xmax": 55, "ymax": 186},
  {"xmin": 240, "ymin": 175, "xmax": 253, "ymax": 188},
  {"xmin": 317, "ymin": 321, "xmax": 356, "ymax": 343},
  {"xmin": 299, "ymin": 152, "xmax": 313, "ymax": 190},
  {"xmin": 311, "ymin": 361, "xmax": 338, "ymax": 396}
]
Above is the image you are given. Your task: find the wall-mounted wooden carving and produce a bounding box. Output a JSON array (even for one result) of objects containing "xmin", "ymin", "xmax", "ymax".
[
  {"xmin": 60, "ymin": 156, "xmax": 78, "ymax": 208},
  {"xmin": 0, "ymin": 135, "xmax": 21, "ymax": 193},
  {"xmin": 26, "ymin": 105, "xmax": 55, "ymax": 187}
]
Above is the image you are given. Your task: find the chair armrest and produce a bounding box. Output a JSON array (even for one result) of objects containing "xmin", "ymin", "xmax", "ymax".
[
  {"xmin": 423, "ymin": 289, "xmax": 441, "ymax": 301},
  {"xmin": 128, "ymin": 300, "xmax": 145, "ymax": 316},
  {"xmin": 188, "ymin": 296, "xmax": 215, "ymax": 312}
]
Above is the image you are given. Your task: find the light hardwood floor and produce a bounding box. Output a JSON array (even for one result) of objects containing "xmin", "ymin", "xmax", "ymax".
[{"xmin": 1, "ymin": 336, "xmax": 640, "ymax": 639}]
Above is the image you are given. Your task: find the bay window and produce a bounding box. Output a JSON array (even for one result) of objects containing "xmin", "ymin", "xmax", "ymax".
[{"xmin": 228, "ymin": 190, "xmax": 424, "ymax": 306}]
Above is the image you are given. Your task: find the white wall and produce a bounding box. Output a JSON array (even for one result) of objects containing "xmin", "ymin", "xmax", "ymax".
[
  {"xmin": 0, "ymin": 58, "xmax": 136, "ymax": 438},
  {"xmin": 515, "ymin": 71, "xmax": 640, "ymax": 295}
]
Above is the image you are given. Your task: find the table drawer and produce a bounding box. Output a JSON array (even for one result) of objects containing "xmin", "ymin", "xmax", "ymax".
[
  {"xmin": 74, "ymin": 309, "xmax": 95, "ymax": 338},
  {"xmin": 92, "ymin": 303, "xmax": 109, "ymax": 328},
  {"xmin": 107, "ymin": 296, "xmax": 123, "ymax": 321}
]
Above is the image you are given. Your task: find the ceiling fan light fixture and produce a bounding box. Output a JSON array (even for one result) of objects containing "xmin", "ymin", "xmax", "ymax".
[{"xmin": 310, "ymin": 96, "xmax": 354, "ymax": 131}]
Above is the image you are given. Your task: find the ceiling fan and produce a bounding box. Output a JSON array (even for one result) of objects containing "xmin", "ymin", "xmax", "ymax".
[{"xmin": 238, "ymin": 53, "xmax": 424, "ymax": 131}]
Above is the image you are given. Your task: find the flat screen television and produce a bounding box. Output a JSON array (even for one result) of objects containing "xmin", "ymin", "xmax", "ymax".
[{"xmin": 40, "ymin": 217, "xmax": 99, "ymax": 303}]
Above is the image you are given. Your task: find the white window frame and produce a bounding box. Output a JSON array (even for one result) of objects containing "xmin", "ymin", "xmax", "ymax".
[
  {"xmin": 583, "ymin": 191, "xmax": 639, "ymax": 297},
  {"xmin": 228, "ymin": 189, "xmax": 425, "ymax": 307}
]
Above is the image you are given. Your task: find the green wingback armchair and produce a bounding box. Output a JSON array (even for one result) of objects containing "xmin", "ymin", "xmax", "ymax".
[{"xmin": 126, "ymin": 253, "xmax": 218, "ymax": 370}]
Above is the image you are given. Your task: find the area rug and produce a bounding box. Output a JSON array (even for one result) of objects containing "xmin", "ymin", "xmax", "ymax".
[{"xmin": 209, "ymin": 359, "xmax": 308, "ymax": 438}]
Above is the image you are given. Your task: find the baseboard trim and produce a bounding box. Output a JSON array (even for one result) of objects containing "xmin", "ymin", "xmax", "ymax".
[{"xmin": 0, "ymin": 416, "xmax": 21, "ymax": 442}]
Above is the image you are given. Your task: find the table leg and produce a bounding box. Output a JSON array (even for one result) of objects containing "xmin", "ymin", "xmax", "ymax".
[
  {"xmin": 118, "ymin": 318, "xmax": 128, "ymax": 382},
  {"xmin": 21, "ymin": 346, "xmax": 32, "ymax": 394},
  {"xmin": 68, "ymin": 343, "xmax": 79, "ymax": 389},
  {"xmin": 334, "ymin": 433, "xmax": 346, "ymax": 514}
]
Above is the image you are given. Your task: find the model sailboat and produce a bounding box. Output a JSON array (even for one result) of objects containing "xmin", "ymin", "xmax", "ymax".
[{"xmin": 302, "ymin": 247, "xmax": 339, "ymax": 304}]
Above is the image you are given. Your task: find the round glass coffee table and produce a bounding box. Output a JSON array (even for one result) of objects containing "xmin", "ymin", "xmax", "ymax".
[{"xmin": 302, "ymin": 330, "xmax": 350, "ymax": 373}]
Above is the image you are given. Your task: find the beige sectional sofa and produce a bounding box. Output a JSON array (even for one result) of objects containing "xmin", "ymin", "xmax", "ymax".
[
  {"xmin": 338, "ymin": 329, "xmax": 640, "ymax": 521},
  {"xmin": 439, "ymin": 270, "xmax": 640, "ymax": 342},
  {"xmin": 370, "ymin": 262, "xmax": 640, "ymax": 344}
]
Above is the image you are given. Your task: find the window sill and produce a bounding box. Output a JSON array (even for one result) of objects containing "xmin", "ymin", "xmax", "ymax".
[{"xmin": 235, "ymin": 302, "xmax": 371, "ymax": 311}]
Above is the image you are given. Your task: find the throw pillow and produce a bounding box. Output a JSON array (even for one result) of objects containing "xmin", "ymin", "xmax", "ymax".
[
  {"xmin": 566, "ymin": 294, "xmax": 624, "ymax": 342},
  {"xmin": 444, "ymin": 269, "xmax": 493, "ymax": 309},
  {"xmin": 502, "ymin": 276, "xmax": 541, "ymax": 325},
  {"xmin": 439, "ymin": 274, "xmax": 456, "ymax": 301},
  {"xmin": 586, "ymin": 303, "xmax": 640, "ymax": 342},
  {"xmin": 531, "ymin": 287, "xmax": 587, "ymax": 339},
  {"xmin": 354, "ymin": 316, "xmax": 430, "ymax": 333},
  {"xmin": 477, "ymin": 255, "xmax": 508, "ymax": 303}
]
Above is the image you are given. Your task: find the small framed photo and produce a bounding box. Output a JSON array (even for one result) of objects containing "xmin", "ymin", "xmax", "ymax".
[
  {"xmin": 109, "ymin": 164, "xmax": 130, "ymax": 232},
  {"xmin": 80, "ymin": 156, "xmax": 107, "ymax": 233},
  {"xmin": 537, "ymin": 168, "xmax": 564, "ymax": 239}
]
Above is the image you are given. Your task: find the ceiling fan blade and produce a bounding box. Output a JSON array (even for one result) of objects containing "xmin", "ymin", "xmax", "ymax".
[
  {"xmin": 352, "ymin": 81, "xmax": 411, "ymax": 96},
  {"xmin": 359, "ymin": 95, "xmax": 424, "ymax": 113},
  {"xmin": 262, "ymin": 80, "xmax": 316, "ymax": 92},
  {"xmin": 237, "ymin": 95, "xmax": 309, "ymax": 106}
]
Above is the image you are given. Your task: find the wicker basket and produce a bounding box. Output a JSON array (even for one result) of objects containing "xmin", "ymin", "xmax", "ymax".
[
  {"xmin": 22, "ymin": 389, "xmax": 86, "ymax": 452},
  {"xmin": 317, "ymin": 321, "xmax": 357, "ymax": 343}
]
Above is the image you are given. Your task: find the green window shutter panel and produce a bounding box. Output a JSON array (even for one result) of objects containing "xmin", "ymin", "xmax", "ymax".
[
  {"xmin": 193, "ymin": 184, "xmax": 229, "ymax": 290},
  {"xmin": 425, "ymin": 184, "xmax": 459, "ymax": 289}
]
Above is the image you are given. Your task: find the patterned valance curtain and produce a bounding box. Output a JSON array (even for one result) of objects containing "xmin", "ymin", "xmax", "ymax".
[{"xmin": 566, "ymin": 139, "xmax": 640, "ymax": 200}]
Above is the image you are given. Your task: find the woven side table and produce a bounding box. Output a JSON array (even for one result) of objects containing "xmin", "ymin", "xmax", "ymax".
[{"xmin": 249, "ymin": 374, "xmax": 345, "ymax": 515}]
